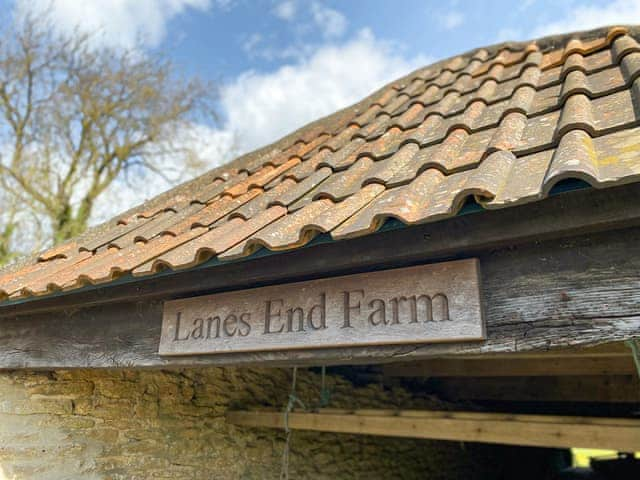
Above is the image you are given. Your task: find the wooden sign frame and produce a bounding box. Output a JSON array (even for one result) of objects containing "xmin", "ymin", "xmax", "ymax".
[{"xmin": 159, "ymin": 258, "xmax": 484, "ymax": 356}]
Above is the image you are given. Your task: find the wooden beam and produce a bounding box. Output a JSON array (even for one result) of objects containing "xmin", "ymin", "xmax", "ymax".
[
  {"xmin": 430, "ymin": 375, "xmax": 640, "ymax": 403},
  {"xmin": 383, "ymin": 356, "xmax": 637, "ymax": 377},
  {"xmin": 441, "ymin": 342, "xmax": 633, "ymax": 359},
  {"xmin": 2, "ymin": 215, "xmax": 640, "ymax": 369},
  {"xmin": 226, "ymin": 409, "xmax": 640, "ymax": 452}
]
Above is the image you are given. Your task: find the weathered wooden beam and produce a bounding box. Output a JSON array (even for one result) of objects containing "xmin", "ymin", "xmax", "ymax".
[
  {"xmin": 0, "ymin": 216, "xmax": 640, "ymax": 369},
  {"xmin": 383, "ymin": 356, "xmax": 637, "ymax": 377},
  {"xmin": 430, "ymin": 375, "xmax": 640, "ymax": 403},
  {"xmin": 3, "ymin": 183, "xmax": 640, "ymax": 318},
  {"xmin": 440, "ymin": 342, "xmax": 632, "ymax": 359},
  {"xmin": 226, "ymin": 409, "xmax": 640, "ymax": 452}
]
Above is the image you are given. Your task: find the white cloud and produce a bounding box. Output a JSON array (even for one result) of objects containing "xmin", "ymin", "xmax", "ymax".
[
  {"xmin": 532, "ymin": 0, "xmax": 640, "ymax": 38},
  {"xmin": 274, "ymin": 0, "xmax": 296, "ymax": 21},
  {"xmin": 249, "ymin": 2, "xmax": 348, "ymax": 60},
  {"xmin": 15, "ymin": 0, "xmax": 213, "ymax": 49},
  {"xmin": 242, "ymin": 33, "xmax": 263, "ymax": 54},
  {"xmin": 497, "ymin": 28, "xmax": 520, "ymax": 42},
  {"xmin": 439, "ymin": 11, "xmax": 464, "ymax": 30},
  {"xmin": 311, "ymin": 2, "xmax": 348, "ymax": 38},
  {"xmin": 519, "ymin": 0, "xmax": 536, "ymax": 11},
  {"xmin": 219, "ymin": 29, "xmax": 429, "ymax": 151}
]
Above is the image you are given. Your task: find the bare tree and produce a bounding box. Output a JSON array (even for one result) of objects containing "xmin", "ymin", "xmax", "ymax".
[
  {"xmin": 0, "ymin": 12, "xmax": 216, "ymax": 262},
  {"xmin": 0, "ymin": 195, "xmax": 17, "ymax": 263}
]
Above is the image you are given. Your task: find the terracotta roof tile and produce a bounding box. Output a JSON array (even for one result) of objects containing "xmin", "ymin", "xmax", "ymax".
[
  {"xmin": 133, "ymin": 205, "xmax": 288, "ymax": 274},
  {"xmin": 283, "ymin": 148, "xmax": 332, "ymax": 181},
  {"xmin": 311, "ymin": 157, "xmax": 372, "ymax": 200},
  {"xmin": 232, "ymin": 177, "xmax": 298, "ymax": 219},
  {"xmin": 167, "ymin": 189, "xmax": 262, "ymax": 235},
  {"xmin": 4, "ymin": 25, "xmax": 640, "ymax": 301},
  {"xmin": 332, "ymin": 150, "xmax": 515, "ymax": 239},
  {"xmin": 237, "ymin": 198, "xmax": 336, "ymax": 252},
  {"xmin": 222, "ymin": 184, "xmax": 386, "ymax": 259},
  {"xmin": 319, "ymin": 137, "xmax": 366, "ymax": 170},
  {"xmin": 269, "ymin": 167, "xmax": 333, "ymax": 207},
  {"xmin": 106, "ymin": 209, "xmax": 191, "ymax": 248},
  {"xmin": 363, "ymin": 143, "xmax": 421, "ymax": 184},
  {"xmin": 5, "ymin": 251, "xmax": 95, "ymax": 297}
]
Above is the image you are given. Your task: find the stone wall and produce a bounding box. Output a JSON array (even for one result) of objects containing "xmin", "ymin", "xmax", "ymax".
[{"xmin": 0, "ymin": 367, "xmax": 560, "ymax": 479}]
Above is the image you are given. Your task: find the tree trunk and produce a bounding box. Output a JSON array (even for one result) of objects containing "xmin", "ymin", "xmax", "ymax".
[{"xmin": 52, "ymin": 200, "xmax": 91, "ymax": 245}]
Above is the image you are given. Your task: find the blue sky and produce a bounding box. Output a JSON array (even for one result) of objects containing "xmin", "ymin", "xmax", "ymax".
[
  {"xmin": 149, "ymin": 1, "xmax": 638, "ymax": 84},
  {"xmin": 6, "ymin": 0, "xmax": 640, "ymax": 219},
  {"xmin": 11, "ymin": 0, "xmax": 640, "ymax": 153},
  {"xmin": 164, "ymin": 1, "xmax": 529, "ymax": 81}
]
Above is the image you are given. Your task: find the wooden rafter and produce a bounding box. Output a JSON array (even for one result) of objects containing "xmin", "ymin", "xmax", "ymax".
[
  {"xmin": 382, "ymin": 356, "xmax": 637, "ymax": 377},
  {"xmin": 428, "ymin": 375, "xmax": 640, "ymax": 404},
  {"xmin": 226, "ymin": 409, "xmax": 640, "ymax": 452}
]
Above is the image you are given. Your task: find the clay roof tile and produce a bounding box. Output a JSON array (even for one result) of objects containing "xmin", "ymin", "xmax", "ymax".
[{"xmin": 4, "ymin": 25, "xmax": 640, "ymax": 301}]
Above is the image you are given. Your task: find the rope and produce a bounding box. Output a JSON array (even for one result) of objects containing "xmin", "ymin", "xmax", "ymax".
[{"xmin": 280, "ymin": 366, "xmax": 331, "ymax": 479}]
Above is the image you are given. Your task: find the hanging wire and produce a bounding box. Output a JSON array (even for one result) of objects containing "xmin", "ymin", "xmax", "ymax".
[
  {"xmin": 626, "ymin": 338, "xmax": 640, "ymax": 379},
  {"xmin": 625, "ymin": 338, "xmax": 640, "ymax": 415},
  {"xmin": 281, "ymin": 367, "xmax": 305, "ymax": 480},
  {"xmin": 319, "ymin": 365, "xmax": 331, "ymax": 408}
]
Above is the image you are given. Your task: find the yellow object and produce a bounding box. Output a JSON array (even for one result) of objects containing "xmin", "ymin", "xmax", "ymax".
[{"xmin": 572, "ymin": 449, "xmax": 640, "ymax": 467}]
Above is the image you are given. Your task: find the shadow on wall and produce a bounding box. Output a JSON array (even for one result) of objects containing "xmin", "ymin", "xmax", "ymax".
[{"xmin": 0, "ymin": 367, "xmax": 636, "ymax": 479}]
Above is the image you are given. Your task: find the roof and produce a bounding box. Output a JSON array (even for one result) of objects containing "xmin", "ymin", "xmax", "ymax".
[{"xmin": 3, "ymin": 25, "xmax": 640, "ymax": 302}]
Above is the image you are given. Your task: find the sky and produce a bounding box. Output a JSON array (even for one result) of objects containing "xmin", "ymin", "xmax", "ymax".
[{"xmin": 6, "ymin": 0, "xmax": 640, "ymax": 220}]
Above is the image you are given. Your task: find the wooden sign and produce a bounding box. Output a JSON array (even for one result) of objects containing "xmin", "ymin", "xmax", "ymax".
[{"xmin": 159, "ymin": 258, "xmax": 484, "ymax": 356}]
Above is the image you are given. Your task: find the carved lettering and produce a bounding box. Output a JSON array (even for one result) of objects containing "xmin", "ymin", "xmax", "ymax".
[
  {"xmin": 389, "ymin": 296, "xmax": 410, "ymax": 324},
  {"xmin": 160, "ymin": 259, "xmax": 483, "ymax": 355},
  {"xmin": 415, "ymin": 294, "xmax": 434, "ymax": 322},
  {"xmin": 433, "ymin": 293, "xmax": 450, "ymax": 321},
  {"xmin": 342, "ymin": 290, "xmax": 364, "ymax": 328},
  {"xmin": 223, "ymin": 314, "xmax": 238, "ymax": 336},
  {"xmin": 191, "ymin": 318, "xmax": 204, "ymax": 339},
  {"xmin": 286, "ymin": 307, "xmax": 305, "ymax": 332},
  {"xmin": 238, "ymin": 313, "xmax": 251, "ymax": 337},
  {"xmin": 368, "ymin": 298, "xmax": 386, "ymax": 325},
  {"xmin": 264, "ymin": 299, "xmax": 285, "ymax": 334},
  {"xmin": 206, "ymin": 316, "xmax": 221, "ymax": 339},
  {"xmin": 173, "ymin": 312, "xmax": 190, "ymax": 341},
  {"xmin": 307, "ymin": 293, "xmax": 327, "ymax": 330}
]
